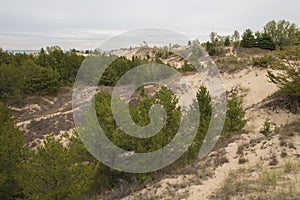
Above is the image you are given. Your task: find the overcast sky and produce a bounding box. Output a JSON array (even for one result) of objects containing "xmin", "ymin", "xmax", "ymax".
[{"xmin": 1, "ymin": 0, "xmax": 299, "ymax": 50}]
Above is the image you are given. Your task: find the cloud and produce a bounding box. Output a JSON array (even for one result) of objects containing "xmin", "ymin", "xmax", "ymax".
[{"xmin": 0, "ymin": 0, "xmax": 299, "ymax": 49}]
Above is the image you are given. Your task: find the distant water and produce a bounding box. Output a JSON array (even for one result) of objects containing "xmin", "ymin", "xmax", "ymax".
[{"xmin": 6, "ymin": 50, "xmax": 40, "ymax": 54}]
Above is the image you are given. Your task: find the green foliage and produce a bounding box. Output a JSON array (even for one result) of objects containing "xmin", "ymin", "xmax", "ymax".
[
  {"xmin": 259, "ymin": 119, "xmax": 272, "ymax": 136},
  {"xmin": 186, "ymin": 86, "xmax": 212, "ymax": 160},
  {"xmin": 0, "ymin": 46, "xmax": 84, "ymax": 98},
  {"xmin": 37, "ymin": 46, "xmax": 84, "ymax": 85},
  {"xmin": 16, "ymin": 134, "xmax": 98, "ymax": 200},
  {"xmin": 0, "ymin": 62, "xmax": 61, "ymax": 98},
  {"xmin": 240, "ymin": 29, "xmax": 256, "ymax": 48},
  {"xmin": 255, "ymin": 32, "xmax": 276, "ymax": 50},
  {"xmin": 267, "ymin": 46, "xmax": 300, "ymax": 113},
  {"xmin": 99, "ymin": 56, "xmax": 148, "ymax": 86},
  {"xmin": 0, "ymin": 63, "xmax": 23, "ymax": 98},
  {"xmin": 223, "ymin": 95, "xmax": 247, "ymax": 135},
  {"xmin": 241, "ymin": 20, "xmax": 299, "ymax": 50},
  {"xmin": 264, "ymin": 19, "xmax": 299, "ymax": 47},
  {"xmin": 23, "ymin": 64, "xmax": 61, "ymax": 95},
  {"xmin": 92, "ymin": 88, "xmax": 181, "ymax": 189},
  {"xmin": 0, "ymin": 48, "xmax": 12, "ymax": 65},
  {"xmin": 252, "ymin": 55, "xmax": 274, "ymax": 67},
  {"xmin": 206, "ymin": 42, "xmax": 216, "ymax": 56},
  {"xmin": 205, "ymin": 32, "xmax": 224, "ymax": 56},
  {"xmin": 224, "ymin": 36, "xmax": 231, "ymax": 46},
  {"xmin": 178, "ymin": 61, "xmax": 196, "ymax": 72},
  {"xmin": 92, "ymin": 85, "xmax": 213, "ymax": 191},
  {"xmin": 95, "ymin": 87, "xmax": 180, "ymax": 153},
  {"xmin": 205, "ymin": 41, "xmax": 224, "ymax": 56},
  {"xmin": 215, "ymin": 56, "xmax": 248, "ymax": 73},
  {"xmin": 0, "ymin": 103, "xmax": 24, "ymax": 199}
]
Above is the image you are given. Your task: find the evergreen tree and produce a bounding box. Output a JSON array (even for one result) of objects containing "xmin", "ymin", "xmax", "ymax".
[
  {"xmin": 267, "ymin": 45, "xmax": 300, "ymax": 113},
  {"xmin": 240, "ymin": 29, "xmax": 256, "ymax": 48},
  {"xmin": 0, "ymin": 103, "xmax": 24, "ymax": 199},
  {"xmin": 187, "ymin": 86, "xmax": 212, "ymax": 160},
  {"xmin": 37, "ymin": 48, "xmax": 48, "ymax": 67},
  {"xmin": 16, "ymin": 134, "xmax": 98, "ymax": 200},
  {"xmin": 23, "ymin": 64, "xmax": 61, "ymax": 95},
  {"xmin": 224, "ymin": 36, "xmax": 231, "ymax": 46},
  {"xmin": 255, "ymin": 32, "xmax": 276, "ymax": 50},
  {"xmin": 223, "ymin": 95, "xmax": 247, "ymax": 134}
]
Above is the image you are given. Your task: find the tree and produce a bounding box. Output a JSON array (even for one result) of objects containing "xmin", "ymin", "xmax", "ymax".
[
  {"xmin": 233, "ymin": 30, "xmax": 240, "ymax": 43},
  {"xmin": 0, "ymin": 63, "xmax": 23, "ymax": 98},
  {"xmin": 267, "ymin": 45, "xmax": 300, "ymax": 113},
  {"xmin": 240, "ymin": 29, "xmax": 256, "ymax": 48},
  {"xmin": 23, "ymin": 64, "xmax": 61, "ymax": 95},
  {"xmin": 99, "ymin": 56, "xmax": 140, "ymax": 86},
  {"xmin": 255, "ymin": 32, "xmax": 276, "ymax": 50},
  {"xmin": 59, "ymin": 52, "xmax": 85, "ymax": 85},
  {"xmin": 206, "ymin": 32, "xmax": 221, "ymax": 56},
  {"xmin": 0, "ymin": 103, "xmax": 24, "ymax": 199},
  {"xmin": 178, "ymin": 61, "xmax": 196, "ymax": 72},
  {"xmin": 210, "ymin": 32, "xmax": 218, "ymax": 45},
  {"xmin": 16, "ymin": 134, "xmax": 98, "ymax": 200},
  {"xmin": 37, "ymin": 48, "xmax": 48, "ymax": 67},
  {"xmin": 223, "ymin": 95, "xmax": 247, "ymax": 134},
  {"xmin": 205, "ymin": 41, "xmax": 217, "ymax": 56},
  {"xmin": 0, "ymin": 48, "xmax": 12, "ymax": 65},
  {"xmin": 224, "ymin": 36, "xmax": 231, "ymax": 46},
  {"xmin": 264, "ymin": 20, "xmax": 299, "ymax": 47},
  {"xmin": 187, "ymin": 86, "xmax": 212, "ymax": 160}
]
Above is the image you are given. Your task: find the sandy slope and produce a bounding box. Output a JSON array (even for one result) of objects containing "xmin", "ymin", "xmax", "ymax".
[
  {"xmin": 9, "ymin": 48, "xmax": 299, "ymax": 199},
  {"xmin": 121, "ymin": 66, "xmax": 300, "ymax": 200}
]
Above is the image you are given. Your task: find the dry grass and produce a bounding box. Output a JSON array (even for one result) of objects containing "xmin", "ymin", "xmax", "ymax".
[{"xmin": 210, "ymin": 160, "xmax": 300, "ymax": 200}]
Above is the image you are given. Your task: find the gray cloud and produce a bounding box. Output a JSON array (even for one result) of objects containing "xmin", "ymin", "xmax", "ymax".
[{"xmin": 0, "ymin": 0, "xmax": 299, "ymax": 49}]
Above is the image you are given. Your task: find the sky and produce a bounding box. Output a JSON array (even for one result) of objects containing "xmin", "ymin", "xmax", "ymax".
[{"xmin": 0, "ymin": 0, "xmax": 299, "ymax": 50}]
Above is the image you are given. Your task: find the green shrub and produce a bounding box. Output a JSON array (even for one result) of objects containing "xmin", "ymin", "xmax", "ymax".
[
  {"xmin": 259, "ymin": 119, "xmax": 272, "ymax": 136},
  {"xmin": 252, "ymin": 55, "xmax": 274, "ymax": 67}
]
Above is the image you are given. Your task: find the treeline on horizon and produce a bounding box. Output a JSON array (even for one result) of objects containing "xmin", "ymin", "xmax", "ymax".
[
  {"xmin": 205, "ymin": 19, "xmax": 300, "ymax": 56},
  {"xmin": 0, "ymin": 19, "xmax": 299, "ymax": 99},
  {"xmin": 0, "ymin": 47, "xmax": 85, "ymax": 98}
]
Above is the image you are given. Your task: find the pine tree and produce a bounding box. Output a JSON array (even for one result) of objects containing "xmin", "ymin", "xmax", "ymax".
[
  {"xmin": 16, "ymin": 134, "xmax": 98, "ymax": 200},
  {"xmin": 223, "ymin": 95, "xmax": 247, "ymax": 135},
  {"xmin": 224, "ymin": 36, "xmax": 231, "ymax": 46},
  {"xmin": 267, "ymin": 45, "xmax": 300, "ymax": 113},
  {"xmin": 240, "ymin": 29, "xmax": 256, "ymax": 48},
  {"xmin": 187, "ymin": 86, "xmax": 212, "ymax": 160},
  {"xmin": 255, "ymin": 32, "xmax": 276, "ymax": 50},
  {"xmin": 0, "ymin": 103, "xmax": 24, "ymax": 199}
]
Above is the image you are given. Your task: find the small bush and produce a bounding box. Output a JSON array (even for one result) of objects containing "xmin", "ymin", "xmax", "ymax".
[
  {"xmin": 284, "ymin": 161, "xmax": 298, "ymax": 173},
  {"xmin": 259, "ymin": 119, "xmax": 272, "ymax": 136},
  {"xmin": 252, "ymin": 55, "xmax": 274, "ymax": 67}
]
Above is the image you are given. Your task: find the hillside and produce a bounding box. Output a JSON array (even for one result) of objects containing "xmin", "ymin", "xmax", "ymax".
[{"xmin": 4, "ymin": 45, "xmax": 299, "ymax": 200}]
